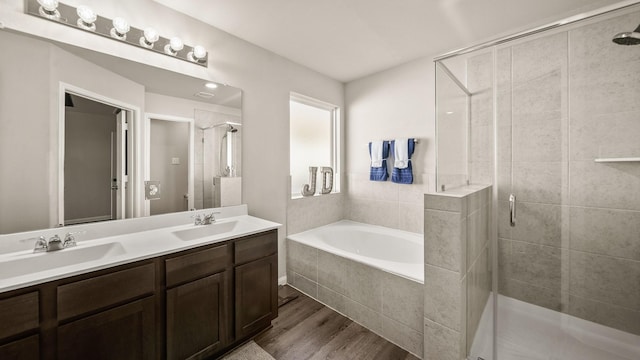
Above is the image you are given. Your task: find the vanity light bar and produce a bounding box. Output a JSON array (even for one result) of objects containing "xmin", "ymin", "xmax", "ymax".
[{"xmin": 26, "ymin": 0, "xmax": 208, "ymax": 67}]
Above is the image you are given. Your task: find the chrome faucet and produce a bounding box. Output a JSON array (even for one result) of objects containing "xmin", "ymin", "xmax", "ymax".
[
  {"xmin": 63, "ymin": 232, "xmax": 79, "ymax": 248},
  {"xmin": 30, "ymin": 232, "xmax": 80, "ymax": 253},
  {"xmin": 192, "ymin": 214, "xmax": 204, "ymax": 225},
  {"xmin": 202, "ymin": 212, "xmax": 221, "ymax": 225},
  {"xmin": 33, "ymin": 236, "xmax": 48, "ymax": 253},
  {"xmin": 192, "ymin": 212, "xmax": 221, "ymax": 225},
  {"xmin": 47, "ymin": 235, "xmax": 64, "ymax": 251}
]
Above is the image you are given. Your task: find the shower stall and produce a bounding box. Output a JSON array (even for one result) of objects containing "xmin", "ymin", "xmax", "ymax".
[
  {"xmin": 194, "ymin": 120, "xmax": 242, "ymax": 209},
  {"xmin": 435, "ymin": 4, "xmax": 640, "ymax": 360}
]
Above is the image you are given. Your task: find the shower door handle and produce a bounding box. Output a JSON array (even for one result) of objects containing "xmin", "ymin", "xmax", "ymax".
[{"xmin": 509, "ymin": 194, "xmax": 516, "ymax": 227}]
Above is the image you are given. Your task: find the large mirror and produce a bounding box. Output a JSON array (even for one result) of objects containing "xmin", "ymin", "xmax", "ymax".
[{"xmin": 0, "ymin": 29, "xmax": 242, "ymax": 234}]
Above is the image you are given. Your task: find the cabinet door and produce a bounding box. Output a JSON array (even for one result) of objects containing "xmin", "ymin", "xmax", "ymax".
[
  {"xmin": 235, "ymin": 254, "xmax": 277, "ymax": 339},
  {"xmin": 57, "ymin": 297, "xmax": 156, "ymax": 360},
  {"xmin": 0, "ymin": 335, "xmax": 39, "ymax": 360},
  {"xmin": 166, "ymin": 272, "xmax": 229, "ymax": 360}
]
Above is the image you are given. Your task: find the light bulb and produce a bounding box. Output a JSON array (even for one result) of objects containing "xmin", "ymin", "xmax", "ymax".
[
  {"xmin": 190, "ymin": 45, "xmax": 207, "ymax": 63},
  {"xmin": 139, "ymin": 27, "xmax": 159, "ymax": 48},
  {"xmin": 110, "ymin": 17, "xmax": 130, "ymax": 39},
  {"xmin": 76, "ymin": 5, "xmax": 97, "ymax": 31},
  {"xmin": 38, "ymin": 0, "xmax": 58, "ymax": 11},
  {"xmin": 164, "ymin": 37, "xmax": 184, "ymax": 55},
  {"xmin": 204, "ymin": 82, "xmax": 218, "ymax": 89},
  {"xmin": 37, "ymin": 0, "xmax": 59, "ymax": 18}
]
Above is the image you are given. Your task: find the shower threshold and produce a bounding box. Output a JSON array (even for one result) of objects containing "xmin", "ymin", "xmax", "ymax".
[{"xmin": 470, "ymin": 294, "xmax": 640, "ymax": 360}]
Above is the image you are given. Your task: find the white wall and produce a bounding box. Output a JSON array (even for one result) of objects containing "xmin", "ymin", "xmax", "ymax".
[
  {"xmin": 344, "ymin": 57, "xmax": 436, "ymax": 233},
  {"xmin": 0, "ymin": 0, "xmax": 344, "ymax": 277},
  {"xmin": 0, "ymin": 31, "xmax": 50, "ymax": 233}
]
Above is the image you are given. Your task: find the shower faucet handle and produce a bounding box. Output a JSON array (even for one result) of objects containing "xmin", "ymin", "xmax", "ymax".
[{"xmin": 509, "ymin": 194, "xmax": 516, "ymax": 227}]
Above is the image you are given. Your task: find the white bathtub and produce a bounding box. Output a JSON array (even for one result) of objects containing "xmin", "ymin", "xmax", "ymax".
[{"xmin": 287, "ymin": 220, "xmax": 424, "ymax": 283}]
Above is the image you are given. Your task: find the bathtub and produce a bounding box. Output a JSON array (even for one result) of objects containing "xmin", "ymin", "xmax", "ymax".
[
  {"xmin": 286, "ymin": 220, "xmax": 424, "ymax": 357},
  {"xmin": 288, "ymin": 220, "xmax": 423, "ymax": 283}
]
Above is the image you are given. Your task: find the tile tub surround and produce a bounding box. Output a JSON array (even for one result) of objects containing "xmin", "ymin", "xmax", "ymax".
[
  {"xmin": 423, "ymin": 185, "xmax": 492, "ymax": 359},
  {"xmin": 286, "ymin": 192, "xmax": 345, "ymax": 235},
  {"xmin": 346, "ymin": 172, "xmax": 431, "ymax": 234},
  {"xmin": 286, "ymin": 238, "xmax": 424, "ymax": 357}
]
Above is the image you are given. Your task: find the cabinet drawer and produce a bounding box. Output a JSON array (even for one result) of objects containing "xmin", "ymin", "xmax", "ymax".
[
  {"xmin": 234, "ymin": 231, "xmax": 277, "ymax": 265},
  {"xmin": 57, "ymin": 263, "xmax": 155, "ymax": 321},
  {"xmin": 0, "ymin": 292, "xmax": 38, "ymax": 340},
  {"xmin": 166, "ymin": 244, "xmax": 229, "ymax": 288}
]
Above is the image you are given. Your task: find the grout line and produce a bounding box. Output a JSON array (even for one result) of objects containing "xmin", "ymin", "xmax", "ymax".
[
  {"xmin": 566, "ymin": 30, "xmax": 573, "ymax": 309},
  {"xmin": 496, "ymin": 198, "xmax": 640, "ymax": 214},
  {"xmin": 501, "ymin": 237, "xmax": 640, "ymax": 263}
]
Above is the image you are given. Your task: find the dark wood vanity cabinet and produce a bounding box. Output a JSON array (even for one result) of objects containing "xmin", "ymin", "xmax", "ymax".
[
  {"xmin": 56, "ymin": 263, "xmax": 157, "ymax": 360},
  {"xmin": 0, "ymin": 335, "xmax": 39, "ymax": 360},
  {"xmin": 57, "ymin": 297, "xmax": 156, "ymax": 360},
  {"xmin": 234, "ymin": 230, "xmax": 278, "ymax": 340},
  {"xmin": 165, "ymin": 244, "xmax": 232, "ymax": 360},
  {"xmin": 235, "ymin": 254, "xmax": 278, "ymax": 340},
  {"xmin": 0, "ymin": 292, "xmax": 40, "ymax": 360},
  {"xmin": 0, "ymin": 229, "xmax": 278, "ymax": 360}
]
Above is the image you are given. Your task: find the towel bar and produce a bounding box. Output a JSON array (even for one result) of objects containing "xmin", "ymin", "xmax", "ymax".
[{"xmin": 369, "ymin": 138, "xmax": 420, "ymax": 144}]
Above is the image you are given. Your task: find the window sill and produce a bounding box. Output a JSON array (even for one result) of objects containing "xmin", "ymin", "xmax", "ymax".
[{"xmin": 290, "ymin": 192, "xmax": 340, "ymax": 200}]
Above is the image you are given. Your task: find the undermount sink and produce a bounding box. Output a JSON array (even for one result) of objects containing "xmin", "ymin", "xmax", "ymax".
[
  {"xmin": 172, "ymin": 220, "xmax": 240, "ymax": 241},
  {"xmin": 0, "ymin": 242, "xmax": 126, "ymax": 280}
]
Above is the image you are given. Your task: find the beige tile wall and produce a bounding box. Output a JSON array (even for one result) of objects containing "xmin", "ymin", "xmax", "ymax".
[
  {"xmin": 286, "ymin": 192, "xmax": 345, "ymax": 235},
  {"xmin": 423, "ymin": 186, "xmax": 492, "ymax": 359},
  {"xmin": 345, "ymin": 172, "xmax": 430, "ymax": 233},
  {"xmin": 480, "ymin": 10, "xmax": 640, "ymax": 335}
]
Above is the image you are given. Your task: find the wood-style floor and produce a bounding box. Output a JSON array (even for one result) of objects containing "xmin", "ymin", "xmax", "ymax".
[{"xmin": 255, "ymin": 286, "xmax": 420, "ymax": 360}]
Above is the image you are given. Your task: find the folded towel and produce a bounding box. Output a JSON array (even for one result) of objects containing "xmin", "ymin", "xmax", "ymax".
[
  {"xmin": 370, "ymin": 141, "xmax": 384, "ymax": 167},
  {"xmin": 391, "ymin": 139, "xmax": 415, "ymax": 184},
  {"xmin": 369, "ymin": 141, "xmax": 389, "ymax": 181},
  {"xmin": 394, "ymin": 138, "xmax": 409, "ymax": 169}
]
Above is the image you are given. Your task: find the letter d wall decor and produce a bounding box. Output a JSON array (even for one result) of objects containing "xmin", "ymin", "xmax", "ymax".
[{"xmin": 301, "ymin": 166, "xmax": 334, "ymax": 197}]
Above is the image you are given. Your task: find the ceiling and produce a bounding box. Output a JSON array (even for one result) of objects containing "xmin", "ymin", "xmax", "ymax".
[{"xmin": 153, "ymin": 0, "xmax": 627, "ymax": 82}]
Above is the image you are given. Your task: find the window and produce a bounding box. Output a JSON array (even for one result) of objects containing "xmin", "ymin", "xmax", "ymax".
[{"xmin": 289, "ymin": 93, "xmax": 340, "ymax": 198}]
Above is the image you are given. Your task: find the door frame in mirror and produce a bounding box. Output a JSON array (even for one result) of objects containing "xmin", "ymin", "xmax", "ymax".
[
  {"xmin": 143, "ymin": 113, "xmax": 195, "ymax": 217},
  {"xmin": 58, "ymin": 82, "xmax": 141, "ymax": 227}
]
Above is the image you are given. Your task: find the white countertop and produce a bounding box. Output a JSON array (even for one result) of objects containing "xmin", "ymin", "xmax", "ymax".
[{"xmin": 0, "ymin": 206, "xmax": 280, "ymax": 293}]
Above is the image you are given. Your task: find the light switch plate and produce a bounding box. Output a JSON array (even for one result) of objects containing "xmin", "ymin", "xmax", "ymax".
[{"xmin": 171, "ymin": 157, "xmax": 180, "ymax": 165}]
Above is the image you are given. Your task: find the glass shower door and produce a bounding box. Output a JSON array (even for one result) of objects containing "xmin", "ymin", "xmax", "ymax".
[
  {"xmin": 435, "ymin": 61, "xmax": 470, "ymax": 192},
  {"xmin": 494, "ymin": 8, "xmax": 640, "ymax": 359},
  {"xmin": 434, "ymin": 5, "xmax": 640, "ymax": 360}
]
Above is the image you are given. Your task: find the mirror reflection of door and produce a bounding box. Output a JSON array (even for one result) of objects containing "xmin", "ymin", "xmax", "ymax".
[
  {"xmin": 149, "ymin": 119, "xmax": 190, "ymax": 215},
  {"xmin": 64, "ymin": 93, "xmax": 127, "ymax": 225}
]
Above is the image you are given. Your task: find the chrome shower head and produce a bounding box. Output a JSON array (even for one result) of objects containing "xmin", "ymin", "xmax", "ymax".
[{"xmin": 612, "ymin": 24, "xmax": 640, "ymax": 45}]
